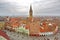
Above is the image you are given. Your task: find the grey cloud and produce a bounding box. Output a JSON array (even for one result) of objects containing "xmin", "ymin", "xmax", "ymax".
[
  {"xmin": 0, "ymin": 0, "xmax": 60, "ymax": 16},
  {"xmin": 0, "ymin": 2, "xmax": 29, "ymax": 16},
  {"xmin": 33, "ymin": 0, "xmax": 60, "ymax": 16}
]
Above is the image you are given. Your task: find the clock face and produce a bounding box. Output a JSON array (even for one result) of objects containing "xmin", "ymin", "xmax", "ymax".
[{"xmin": 0, "ymin": 30, "xmax": 10, "ymax": 40}]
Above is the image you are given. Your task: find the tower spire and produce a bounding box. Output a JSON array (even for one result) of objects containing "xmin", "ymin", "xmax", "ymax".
[
  {"xmin": 29, "ymin": 5, "xmax": 33, "ymax": 18},
  {"xmin": 28, "ymin": 5, "xmax": 33, "ymax": 22}
]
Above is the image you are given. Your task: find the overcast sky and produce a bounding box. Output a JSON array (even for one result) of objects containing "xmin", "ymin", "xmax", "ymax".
[{"xmin": 0, "ymin": 0, "xmax": 60, "ymax": 16}]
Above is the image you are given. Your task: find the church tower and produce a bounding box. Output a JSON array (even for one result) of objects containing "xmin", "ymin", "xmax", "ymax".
[
  {"xmin": 27, "ymin": 5, "xmax": 33, "ymax": 22},
  {"xmin": 29, "ymin": 5, "xmax": 33, "ymax": 18}
]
